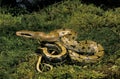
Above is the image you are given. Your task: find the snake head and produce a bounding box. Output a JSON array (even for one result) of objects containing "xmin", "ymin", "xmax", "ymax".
[
  {"xmin": 16, "ymin": 30, "xmax": 59, "ymax": 42},
  {"xmin": 16, "ymin": 30, "xmax": 35, "ymax": 38}
]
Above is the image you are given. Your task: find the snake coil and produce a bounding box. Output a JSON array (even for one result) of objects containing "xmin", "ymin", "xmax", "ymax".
[
  {"xmin": 39, "ymin": 42, "xmax": 68, "ymax": 64},
  {"xmin": 68, "ymin": 40, "xmax": 104, "ymax": 63}
]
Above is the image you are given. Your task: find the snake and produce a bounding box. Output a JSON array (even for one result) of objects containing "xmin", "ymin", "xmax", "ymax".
[{"xmin": 16, "ymin": 28, "xmax": 105, "ymax": 72}]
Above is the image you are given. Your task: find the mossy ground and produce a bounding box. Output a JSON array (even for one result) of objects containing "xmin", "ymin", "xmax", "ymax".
[{"xmin": 0, "ymin": 0, "xmax": 120, "ymax": 79}]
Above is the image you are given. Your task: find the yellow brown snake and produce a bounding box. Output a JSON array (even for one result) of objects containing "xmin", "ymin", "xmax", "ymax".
[{"xmin": 16, "ymin": 29, "xmax": 105, "ymax": 72}]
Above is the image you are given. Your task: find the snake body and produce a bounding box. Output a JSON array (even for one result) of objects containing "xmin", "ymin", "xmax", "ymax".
[
  {"xmin": 68, "ymin": 40, "xmax": 104, "ymax": 63},
  {"xmin": 59, "ymin": 32, "xmax": 104, "ymax": 63},
  {"xmin": 39, "ymin": 42, "xmax": 67, "ymax": 63},
  {"xmin": 16, "ymin": 29, "xmax": 105, "ymax": 72}
]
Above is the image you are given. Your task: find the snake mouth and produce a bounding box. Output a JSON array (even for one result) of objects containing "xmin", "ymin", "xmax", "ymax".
[
  {"xmin": 20, "ymin": 33, "xmax": 32, "ymax": 37},
  {"xmin": 16, "ymin": 31, "xmax": 34, "ymax": 38}
]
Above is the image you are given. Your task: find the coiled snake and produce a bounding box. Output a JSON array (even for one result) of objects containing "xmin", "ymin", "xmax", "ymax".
[{"xmin": 16, "ymin": 29, "xmax": 104, "ymax": 72}]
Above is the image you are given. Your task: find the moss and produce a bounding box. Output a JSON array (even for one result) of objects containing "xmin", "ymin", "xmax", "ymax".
[{"xmin": 0, "ymin": 0, "xmax": 120, "ymax": 79}]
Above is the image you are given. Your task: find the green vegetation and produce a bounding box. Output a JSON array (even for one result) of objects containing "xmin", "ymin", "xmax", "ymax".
[{"xmin": 0, "ymin": 0, "xmax": 120, "ymax": 79}]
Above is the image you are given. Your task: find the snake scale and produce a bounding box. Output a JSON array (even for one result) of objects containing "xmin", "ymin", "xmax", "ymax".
[{"xmin": 16, "ymin": 29, "xmax": 104, "ymax": 72}]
